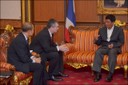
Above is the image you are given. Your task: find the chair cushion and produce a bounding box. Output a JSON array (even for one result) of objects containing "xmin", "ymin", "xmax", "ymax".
[
  {"xmin": 65, "ymin": 51, "xmax": 95, "ymax": 64},
  {"xmin": 65, "ymin": 51, "xmax": 128, "ymax": 66}
]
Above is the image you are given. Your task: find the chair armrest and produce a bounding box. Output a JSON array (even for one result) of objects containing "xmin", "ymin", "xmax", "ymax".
[
  {"xmin": 0, "ymin": 62, "xmax": 15, "ymax": 71},
  {"xmin": 64, "ymin": 43, "xmax": 76, "ymax": 55}
]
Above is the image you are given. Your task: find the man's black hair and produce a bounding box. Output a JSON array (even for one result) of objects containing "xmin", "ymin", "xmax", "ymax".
[{"xmin": 105, "ymin": 14, "xmax": 116, "ymax": 22}]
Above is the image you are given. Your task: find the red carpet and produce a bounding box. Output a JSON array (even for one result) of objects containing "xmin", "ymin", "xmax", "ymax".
[{"xmin": 48, "ymin": 65, "xmax": 128, "ymax": 85}]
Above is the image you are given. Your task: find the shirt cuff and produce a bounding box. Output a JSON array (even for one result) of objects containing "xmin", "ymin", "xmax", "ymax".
[
  {"xmin": 32, "ymin": 59, "xmax": 35, "ymax": 63},
  {"xmin": 30, "ymin": 56, "xmax": 34, "ymax": 59},
  {"xmin": 30, "ymin": 56, "xmax": 35, "ymax": 63},
  {"xmin": 30, "ymin": 50, "xmax": 33, "ymax": 53},
  {"xmin": 56, "ymin": 46, "xmax": 59, "ymax": 51}
]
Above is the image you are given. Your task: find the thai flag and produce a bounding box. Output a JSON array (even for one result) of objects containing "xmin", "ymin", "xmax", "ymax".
[{"xmin": 65, "ymin": 0, "xmax": 76, "ymax": 43}]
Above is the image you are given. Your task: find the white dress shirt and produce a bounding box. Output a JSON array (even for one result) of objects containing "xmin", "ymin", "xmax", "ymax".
[
  {"xmin": 107, "ymin": 25, "xmax": 114, "ymax": 42},
  {"xmin": 22, "ymin": 32, "xmax": 28, "ymax": 41}
]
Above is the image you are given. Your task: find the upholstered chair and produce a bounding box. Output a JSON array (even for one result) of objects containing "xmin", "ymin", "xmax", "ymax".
[{"xmin": 0, "ymin": 25, "xmax": 32, "ymax": 85}]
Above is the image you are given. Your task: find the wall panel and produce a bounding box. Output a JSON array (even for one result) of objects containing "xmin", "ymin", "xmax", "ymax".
[
  {"xmin": 33, "ymin": 0, "xmax": 64, "ymax": 21},
  {"xmin": 0, "ymin": 19, "xmax": 21, "ymax": 28},
  {"xmin": 75, "ymin": 0, "xmax": 99, "ymax": 22}
]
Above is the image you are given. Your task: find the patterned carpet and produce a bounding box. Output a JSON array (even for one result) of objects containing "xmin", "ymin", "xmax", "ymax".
[{"xmin": 48, "ymin": 65, "xmax": 128, "ymax": 85}]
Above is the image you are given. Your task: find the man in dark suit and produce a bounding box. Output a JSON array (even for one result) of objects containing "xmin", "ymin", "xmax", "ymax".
[
  {"xmin": 30, "ymin": 19, "xmax": 69, "ymax": 81},
  {"xmin": 92, "ymin": 14, "xmax": 124, "ymax": 82},
  {"xmin": 7, "ymin": 23, "xmax": 47, "ymax": 85}
]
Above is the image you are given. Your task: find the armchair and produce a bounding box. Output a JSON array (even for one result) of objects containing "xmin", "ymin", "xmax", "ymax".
[{"xmin": 0, "ymin": 25, "xmax": 32, "ymax": 85}]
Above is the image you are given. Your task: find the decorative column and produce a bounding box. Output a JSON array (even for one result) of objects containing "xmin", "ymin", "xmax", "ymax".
[{"xmin": 21, "ymin": 0, "xmax": 31, "ymax": 23}]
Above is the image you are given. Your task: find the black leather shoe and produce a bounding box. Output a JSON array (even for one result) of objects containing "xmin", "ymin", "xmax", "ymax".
[
  {"xmin": 105, "ymin": 76, "xmax": 113, "ymax": 82},
  {"xmin": 50, "ymin": 76, "xmax": 63, "ymax": 81},
  {"xmin": 105, "ymin": 73, "xmax": 113, "ymax": 82},
  {"xmin": 94, "ymin": 73, "xmax": 102, "ymax": 82},
  {"xmin": 58, "ymin": 72, "xmax": 69, "ymax": 77}
]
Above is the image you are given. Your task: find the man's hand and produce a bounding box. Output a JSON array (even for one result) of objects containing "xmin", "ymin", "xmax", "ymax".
[
  {"xmin": 32, "ymin": 57, "xmax": 41, "ymax": 63},
  {"xmin": 108, "ymin": 43, "xmax": 113, "ymax": 49},
  {"xmin": 31, "ymin": 52, "xmax": 40, "ymax": 58},
  {"xmin": 58, "ymin": 44, "xmax": 69, "ymax": 52},
  {"xmin": 94, "ymin": 35, "xmax": 100, "ymax": 41}
]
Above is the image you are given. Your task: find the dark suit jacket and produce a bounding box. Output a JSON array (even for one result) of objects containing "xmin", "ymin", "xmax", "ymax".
[
  {"xmin": 95, "ymin": 26, "xmax": 124, "ymax": 53},
  {"xmin": 30, "ymin": 27, "xmax": 57, "ymax": 54},
  {"xmin": 7, "ymin": 33, "xmax": 32, "ymax": 73}
]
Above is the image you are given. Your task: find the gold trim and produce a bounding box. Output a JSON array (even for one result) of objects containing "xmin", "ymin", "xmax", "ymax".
[
  {"xmin": 21, "ymin": 0, "xmax": 25, "ymax": 23},
  {"xmin": 101, "ymin": 65, "xmax": 121, "ymax": 71},
  {"xmin": 27, "ymin": 0, "xmax": 32, "ymax": 43},
  {"xmin": 67, "ymin": 63, "xmax": 87, "ymax": 69},
  {"xmin": 124, "ymin": 65, "xmax": 128, "ymax": 78},
  {"xmin": 20, "ymin": 76, "xmax": 32, "ymax": 85},
  {"xmin": 98, "ymin": 0, "xmax": 128, "ymax": 14},
  {"xmin": 28, "ymin": 0, "xmax": 31, "ymax": 22},
  {"xmin": 11, "ymin": 75, "xmax": 32, "ymax": 85},
  {"xmin": 66, "ymin": 63, "xmax": 127, "ymax": 78}
]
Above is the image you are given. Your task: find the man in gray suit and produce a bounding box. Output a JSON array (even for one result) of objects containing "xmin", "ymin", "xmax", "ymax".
[{"xmin": 92, "ymin": 14, "xmax": 124, "ymax": 82}]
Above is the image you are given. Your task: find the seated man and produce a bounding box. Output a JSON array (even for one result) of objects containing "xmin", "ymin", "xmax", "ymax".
[
  {"xmin": 30, "ymin": 19, "xmax": 69, "ymax": 81},
  {"xmin": 7, "ymin": 22, "xmax": 47, "ymax": 85},
  {"xmin": 92, "ymin": 14, "xmax": 124, "ymax": 82}
]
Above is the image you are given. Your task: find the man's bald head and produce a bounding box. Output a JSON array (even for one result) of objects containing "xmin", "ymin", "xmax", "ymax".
[{"xmin": 22, "ymin": 22, "xmax": 34, "ymax": 32}]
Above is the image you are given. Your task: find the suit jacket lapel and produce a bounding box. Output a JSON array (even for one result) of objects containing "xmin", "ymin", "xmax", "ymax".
[
  {"xmin": 45, "ymin": 29, "xmax": 51, "ymax": 41},
  {"xmin": 104, "ymin": 27, "xmax": 107, "ymax": 40},
  {"xmin": 21, "ymin": 33, "xmax": 29, "ymax": 49},
  {"xmin": 45, "ymin": 29, "xmax": 53, "ymax": 45},
  {"xmin": 110, "ymin": 26, "xmax": 117, "ymax": 40}
]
